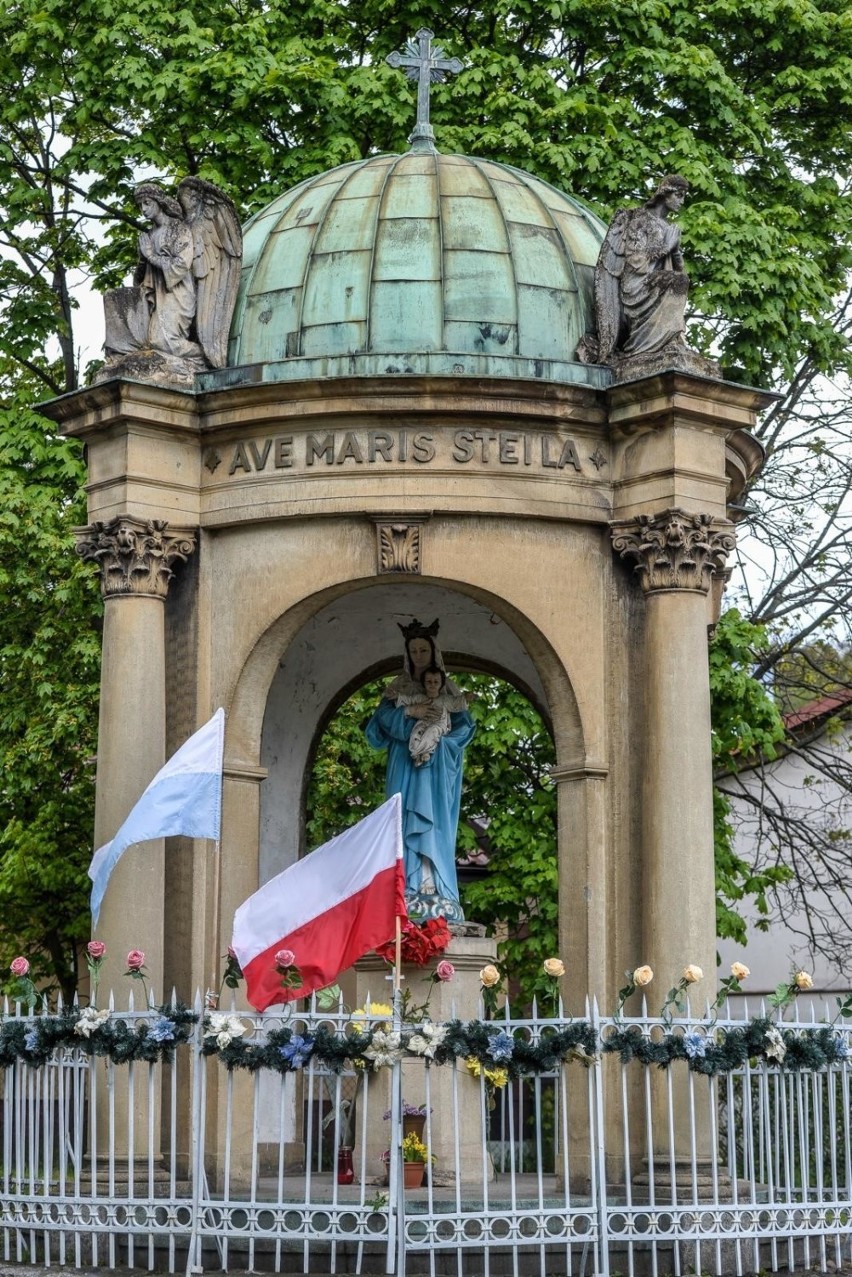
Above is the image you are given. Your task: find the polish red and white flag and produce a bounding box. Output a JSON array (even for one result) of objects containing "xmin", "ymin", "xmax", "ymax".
[{"xmin": 231, "ymin": 793, "xmax": 406, "ymax": 1011}]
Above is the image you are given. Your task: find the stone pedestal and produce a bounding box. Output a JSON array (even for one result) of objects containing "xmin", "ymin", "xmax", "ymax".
[{"xmin": 354, "ymin": 930, "xmax": 498, "ymax": 1185}]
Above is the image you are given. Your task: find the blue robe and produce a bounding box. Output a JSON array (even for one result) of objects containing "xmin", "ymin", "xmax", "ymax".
[{"xmin": 365, "ymin": 697, "xmax": 476, "ymax": 902}]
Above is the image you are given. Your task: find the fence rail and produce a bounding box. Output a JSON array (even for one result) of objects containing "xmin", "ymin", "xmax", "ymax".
[{"xmin": 1, "ymin": 994, "xmax": 850, "ymax": 1276}]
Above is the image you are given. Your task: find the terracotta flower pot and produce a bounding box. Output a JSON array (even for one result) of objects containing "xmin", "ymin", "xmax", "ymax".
[{"xmin": 403, "ymin": 1161, "xmax": 425, "ymax": 1189}]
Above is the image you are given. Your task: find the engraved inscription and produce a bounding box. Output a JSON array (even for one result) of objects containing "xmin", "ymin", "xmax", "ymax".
[{"xmin": 214, "ymin": 429, "xmax": 592, "ymax": 477}]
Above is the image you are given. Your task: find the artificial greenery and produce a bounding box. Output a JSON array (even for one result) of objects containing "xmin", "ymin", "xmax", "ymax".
[
  {"xmin": 201, "ymin": 1016, "xmax": 597, "ymax": 1078},
  {"xmin": 602, "ymin": 1018, "xmax": 849, "ymax": 1077},
  {"xmin": 0, "ymin": 1004, "xmax": 197, "ymax": 1068},
  {"xmin": 1, "ymin": 1005, "xmax": 848, "ymax": 1080}
]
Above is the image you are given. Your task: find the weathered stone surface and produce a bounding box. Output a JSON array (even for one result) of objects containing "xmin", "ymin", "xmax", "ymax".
[
  {"xmin": 578, "ymin": 175, "xmax": 721, "ymax": 382},
  {"xmin": 42, "ymin": 368, "xmax": 772, "ymax": 1018},
  {"xmin": 75, "ymin": 516, "xmax": 196, "ymax": 598},
  {"xmin": 99, "ymin": 178, "xmax": 241, "ymax": 388},
  {"xmin": 610, "ymin": 508, "xmax": 736, "ymax": 594}
]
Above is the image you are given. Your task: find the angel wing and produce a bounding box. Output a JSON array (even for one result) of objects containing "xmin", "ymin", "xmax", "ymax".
[
  {"xmin": 593, "ymin": 208, "xmax": 630, "ymax": 364},
  {"xmin": 178, "ymin": 178, "xmax": 243, "ymax": 368}
]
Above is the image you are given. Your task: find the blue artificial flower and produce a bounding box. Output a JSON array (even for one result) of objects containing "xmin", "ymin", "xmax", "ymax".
[
  {"xmin": 146, "ymin": 1016, "xmax": 176, "ymax": 1044},
  {"xmin": 833, "ymin": 1036, "xmax": 849, "ymax": 1060},
  {"xmin": 24, "ymin": 1029, "xmax": 39, "ymax": 1052},
  {"xmin": 279, "ymin": 1034, "xmax": 314, "ymax": 1069},
  {"xmin": 683, "ymin": 1032, "xmax": 707, "ymax": 1060},
  {"xmin": 486, "ymin": 1031, "xmax": 515, "ymax": 1063}
]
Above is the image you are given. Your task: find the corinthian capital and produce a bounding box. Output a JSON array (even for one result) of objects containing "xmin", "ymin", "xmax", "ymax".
[
  {"xmin": 610, "ymin": 508, "xmax": 735, "ymax": 594},
  {"xmin": 76, "ymin": 516, "xmax": 197, "ymax": 598}
]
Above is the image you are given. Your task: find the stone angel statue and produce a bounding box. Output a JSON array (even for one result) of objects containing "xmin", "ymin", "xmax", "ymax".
[
  {"xmin": 577, "ymin": 175, "xmax": 719, "ymax": 380},
  {"xmin": 177, "ymin": 177, "xmax": 242, "ymax": 370},
  {"xmin": 99, "ymin": 177, "xmax": 242, "ymax": 387}
]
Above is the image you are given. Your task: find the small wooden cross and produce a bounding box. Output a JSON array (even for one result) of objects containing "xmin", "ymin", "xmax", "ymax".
[{"xmin": 386, "ymin": 28, "xmax": 464, "ymax": 150}]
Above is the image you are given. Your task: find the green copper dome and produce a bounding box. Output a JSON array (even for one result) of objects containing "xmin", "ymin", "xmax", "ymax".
[{"xmin": 220, "ymin": 151, "xmax": 609, "ymax": 387}]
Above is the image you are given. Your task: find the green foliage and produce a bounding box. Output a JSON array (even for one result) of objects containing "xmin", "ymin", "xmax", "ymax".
[
  {"xmin": 306, "ymin": 682, "xmax": 387, "ymax": 847},
  {"xmin": 709, "ymin": 609, "xmax": 790, "ymax": 945},
  {"xmin": 454, "ymin": 677, "xmax": 558, "ymax": 1008},
  {"xmin": 2, "ymin": 0, "xmax": 852, "ymax": 391},
  {"xmin": 0, "ymin": 370, "xmax": 102, "ymax": 998}
]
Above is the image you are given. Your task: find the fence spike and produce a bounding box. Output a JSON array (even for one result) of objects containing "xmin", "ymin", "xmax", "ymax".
[
  {"xmin": 194, "ymin": 988, "xmax": 204, "ymax": 1015},
  {"xmin": 109, "ymin": 988, "xmax": 116, "ymax": 1012}
]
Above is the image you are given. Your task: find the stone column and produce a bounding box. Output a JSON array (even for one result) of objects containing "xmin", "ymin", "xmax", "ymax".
[
  {"xmin": 611, "ymin": 508, "xmax": 734, "ymax": 1178},
  {"xmin": 76, "ymin": 516, "xmax": 197, "ymax": 997},
  {"xmin": 611, "ymin": 508, "xmax": 734, "ymax": 994}
]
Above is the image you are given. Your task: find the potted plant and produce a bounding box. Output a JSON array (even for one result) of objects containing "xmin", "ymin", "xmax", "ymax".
[
  {"xmin": 401, "ymin": 1132, "xmax": 431, "ymax": 1189},
  {"xmin": 384, "ymin": 1102, "xmax": 432, "ymax": 1142}
]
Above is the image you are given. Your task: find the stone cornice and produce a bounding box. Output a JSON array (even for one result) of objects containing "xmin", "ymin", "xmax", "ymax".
[
  {"xmin": 610, "ymin": 508, "xmax": 736, "ymax": 594},
  {"xmin": 607, "ymin": 370, "xmax": 779, "ymax": 436},
  {"xmin": 75, "ymin": 516, "xmax": 197, "ymax": 599},
  {"xmin": 37, "ymin": 377, "xmax": 200, "ymax": 440},
  {"xmin": 195, "ymin": 373, "xmax": 608, "ymax": 434}
]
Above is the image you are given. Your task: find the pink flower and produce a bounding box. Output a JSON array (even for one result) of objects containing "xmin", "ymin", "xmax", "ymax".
[
  {"xmin": 275, "ymin": 948, "xmax": 296, "ymax": 970},
  {"xmin": 87, "ymin": 941, "xmax": 106, "ymax": 960},
  {"xmin": 435, "ymin": 959, "xmax": 455, "ymax": 982},
  {"xmin": 126, "ymin": 950, "xmax": 146, "ymax": 971},
  {"xmin": 10, "ymin": 956, "xmax": 29, "ymax": 977}
]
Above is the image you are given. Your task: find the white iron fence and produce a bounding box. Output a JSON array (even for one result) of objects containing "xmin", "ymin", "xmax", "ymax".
[{"xmin": 1, "ymin": 995, "xmax": 850, "ymax": 1276}]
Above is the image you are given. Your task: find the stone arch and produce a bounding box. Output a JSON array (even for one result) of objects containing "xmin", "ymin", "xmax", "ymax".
[{"xmin": 223, "ymin": 575, "xmax": 585, "ymax": 887}]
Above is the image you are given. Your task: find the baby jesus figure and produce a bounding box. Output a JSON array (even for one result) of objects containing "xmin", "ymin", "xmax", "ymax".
[{"xmin": 395, "ymin": 666, "xmax": 474, "ymax": 767}]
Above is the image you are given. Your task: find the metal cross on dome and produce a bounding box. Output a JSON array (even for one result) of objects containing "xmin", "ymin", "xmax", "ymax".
[{"xmin": 386, "ymin": 29, "xmax": 464, "ymax": 151}]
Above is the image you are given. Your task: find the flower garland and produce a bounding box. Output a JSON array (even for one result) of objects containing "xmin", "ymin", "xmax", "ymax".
[
  {"xmin": 1, "ymin": 1008, "xmax": 848, "ymax": 1078},
  {"xmin": 199, "ymin": 1015, "xmax": 599, "ymax": 1077},
  {"xmin": 602, "ymin": 1018, "xmax": 850, "ymax": 1076},
  {"xmin": 0, "ymin": 1004, "xmax": 198, "ymax": 1069}
]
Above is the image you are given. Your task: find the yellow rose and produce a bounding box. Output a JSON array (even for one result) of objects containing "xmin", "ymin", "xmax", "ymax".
[
  {"xmin": 632, "ymin": 964, "xmax": 653, "ymax": 987},
  {"xmin": 794, "ymin": 970, "xmax": 814, "ymax": 991},
  {"xmin": 480, "ymin": 964, "xmax": 501, "ymax": 988},
  {"xmin": 543, "ymin": 958, "xmax": 565, "ymax": 978},
  {"xmin": 730, "ymin": 962, "xmax": 750, "ymax": 982},
  {"xmin": 683, "ymin": 964, "xmax": 703, "ymax": 984}
]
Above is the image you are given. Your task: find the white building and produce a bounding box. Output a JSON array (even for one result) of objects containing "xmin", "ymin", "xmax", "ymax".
[{"xmin": 718, "ymin": 691, "xmax": 852, "ymax": 1005}]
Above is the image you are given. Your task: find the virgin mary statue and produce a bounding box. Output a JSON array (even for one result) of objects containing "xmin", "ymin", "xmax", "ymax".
[{"xmin": 365, "ymin": 619, "xmax": 475, "ymax": 923}]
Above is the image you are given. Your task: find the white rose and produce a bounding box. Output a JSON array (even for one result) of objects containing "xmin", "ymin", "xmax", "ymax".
[
  {"xmin": 632, "ymin": 964, "xmax": 654, "ymax": 987},
  {"xmin": 543, "ymin": 958, "xmax": 565, "ymax": 978},
  {"xmin": 683, "ymin": 964, "xmax": 703, "ymax": 985},
  {"xmin": 480, "ymin": 965, "xmax": 500, "ymax": 988},
  {"xmin": 794, "ymin": 970, "xmax": 814, "ymax": 991},
  {"xmin": 730, "ymin": 962, "xmax": 750, "ymax": 982}
]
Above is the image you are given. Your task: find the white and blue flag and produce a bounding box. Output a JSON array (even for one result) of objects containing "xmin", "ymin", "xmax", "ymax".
[{"xmin": 88, "ymin": 708, "xmax": 225, "ymax": 925}]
